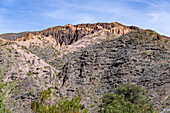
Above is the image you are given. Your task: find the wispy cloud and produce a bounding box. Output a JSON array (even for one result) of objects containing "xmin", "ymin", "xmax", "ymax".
[{"xmin": 0, "ymin": 0, "xmax": 170, "ymax": 36}]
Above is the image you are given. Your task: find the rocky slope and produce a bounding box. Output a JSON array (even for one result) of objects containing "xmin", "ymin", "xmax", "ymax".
[
  {"xmin": 0, "ymin": 22, "xmax": 170, "ymax": 113},
  {"xmin": 50, "ymin": 29, "xmax": 170, "ymax": 112},
  {"xmin": 0, "ymin": 38, "xmax": 61, "ymax": 112}
]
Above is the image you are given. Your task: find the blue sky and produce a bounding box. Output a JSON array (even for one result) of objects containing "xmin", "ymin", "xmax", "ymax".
[{"xmin": 0, "ymin": 0, "xmax": 170, "ymax": 36}]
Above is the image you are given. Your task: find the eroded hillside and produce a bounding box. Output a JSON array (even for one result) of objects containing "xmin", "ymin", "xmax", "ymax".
[
  {"xmin": 51, "ymin": 30, "xmax": 170, "ymax": 112},
  {"xmin": 0, "ymin": 22, "xmax": 170, "ymax": 113},
  {"xmin": 0, "ymin": 38, "xmax": 61, "ymax": 112}
]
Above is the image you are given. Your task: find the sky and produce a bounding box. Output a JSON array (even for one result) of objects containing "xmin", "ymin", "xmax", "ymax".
[{"xmin": 0, "ymin": 0, "xmax": 170, "ymax": 36}]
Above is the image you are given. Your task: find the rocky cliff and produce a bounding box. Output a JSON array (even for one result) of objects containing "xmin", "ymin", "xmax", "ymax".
[
  {"xmin": 1, "ymin": 22, "xmax": 139, "ymax": 46},
  {"xmin": 37, "ymin": 22, "xmax": 139, "ymax": 46}
]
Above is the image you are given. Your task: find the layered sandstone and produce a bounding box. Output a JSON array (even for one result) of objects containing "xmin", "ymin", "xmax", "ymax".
[
  {"xmin": 37, "ymin": 22, "xmax": 139, "ymax": 46},
  {"xmin": 0, "ymin": 22, "xmax": 139, "ymax": 46}
]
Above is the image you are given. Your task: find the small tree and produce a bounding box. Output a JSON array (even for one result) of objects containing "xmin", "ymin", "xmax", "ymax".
[
  {"xmin": 99, "ymin": 83, "xmax": 156, "ymax": 113},
  {"xmin": 115, "ymin": 83, "xmax": 143, "ymax": 103},
  {"xmin": 31, "ymin": 88, "xmax": 88, "ymax": 113}
]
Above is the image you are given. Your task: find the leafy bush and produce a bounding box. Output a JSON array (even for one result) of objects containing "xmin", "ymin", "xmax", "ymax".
[
  {"xmin": 99, "ymin": 83, "xmax": 157, "ymax": 113},
  {"xmin": 165, "ymin": 39, "xmax": 169, "ymax": 43},
  {"xmin": 38, "ymin": 37, "xmax": 41, "ymax": 40},
  {"xmin": 31, "ymin": 88, "xmax": 88, "ymax": 113},
  {"xmin": 39, "ymin": 88, "xmax": 52, "ymax": 102},
  {"xmin": 115, "ymin": 83, "xmax": 143, "ymax": 103}
]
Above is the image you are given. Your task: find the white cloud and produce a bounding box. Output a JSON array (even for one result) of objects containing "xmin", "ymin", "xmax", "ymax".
[
  {"xmin": 148, "ymin": 13, "xmax": 159, "ymax": 22},
  {"xmin": 147, "ymin": 11, "xmax": 170, "ymax": 36},
  {"xmin": 42, "ymin": 0, "xmax": 170, "ymax": 36}
]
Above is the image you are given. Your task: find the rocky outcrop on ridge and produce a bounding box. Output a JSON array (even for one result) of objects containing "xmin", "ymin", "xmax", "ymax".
[
  {"xmin": 1, "ymin": 22, "xmax": 139, "ymax": 46},
  {"xmin": 37, "ymin": 22, "xmax": 139, "ymax": 46}
]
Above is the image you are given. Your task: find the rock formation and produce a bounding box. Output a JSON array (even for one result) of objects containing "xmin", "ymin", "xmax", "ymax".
[{"xmin": 1, "ymin": 22, "xmax": 139, "ymax": 46}]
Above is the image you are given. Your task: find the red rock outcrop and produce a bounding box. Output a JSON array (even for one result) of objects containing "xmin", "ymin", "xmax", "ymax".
[
  {"xmin": 1, "ymin": 22, "xmax": 140, "ymax": 46},
  {"xmin": 36, "ymin": 22, "xmax": 139, "ymax": 46}
]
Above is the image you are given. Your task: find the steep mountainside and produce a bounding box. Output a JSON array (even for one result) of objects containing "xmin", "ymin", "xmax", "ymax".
[
  {"xmin": 0, "ymin": 22, "xmax": 170, "ymax": 113},
  {"xmin": 50, "ymin": 29, "xmax": 170, "ymax": 112},
  {"xmin": 0, "ymin": 38, "xmax": 61, "ymax": 112}
]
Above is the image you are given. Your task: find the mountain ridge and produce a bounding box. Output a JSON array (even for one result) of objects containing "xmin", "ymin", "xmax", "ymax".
[
  {"xmin": 0, "ymin": 22, "xmax": 170, "ymax": 113},
  {"xmin": 1, "ymin": 22, "xmax": 140, "ymax": 44}
]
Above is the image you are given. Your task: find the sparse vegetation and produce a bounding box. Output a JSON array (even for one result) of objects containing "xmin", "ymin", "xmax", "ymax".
[
  {"xmin": 112, "ymin": 35, "xmax": 115, "ymax": 39},
  {"xmin": 7, "ymin": 48, "xmax": 12, "ymax": 53},
  {"xmin": 57, "ymin": 52, "xmax": 61, "ymax": 55},
  {"xmin": 91, "ymin": 104, "xmax": 95, "ymax": 107},
  {"xmin": 44, "ymin": 66, "xmax": 48, "ymax": 69},
  {"xmin": 0, "ymin": 82, "xmax": 8, "ymax": 113},
  {"xmin": 26, "ymin": 71, "xmax": 33, "ymax": 76},
  {"xmin": 19, "ymin": 70, "xmax": 23, "ymax": 72},
  {"xmin": 137, "ymin": 34, "xmax": 142, "ymax": 38},
  {"xmin": 38, "ymin": 37, "xmax": 41, "ymax": 40},
  {"xmin": 21, "ymin": 46, "xmax": 28, "ymax": 50},
  {"xmin": 142, "ymin": 51, "xmax": 148, "ymax": 56},
  {"xmin": 55, "ymin": 71, "xmax": 59, "ymax": 76},
  {"xmin": 165, "ymin": 39, "xmax": 169, "ymax": 43},
  {"xmin": 8, "ymin": 55, "xmax": 12, "ymax": 57},
  {"xmin": 149, "ymin": 32, "xmax": 154, "ymax": 36},
  {"xmin": 0, "ymin": 81, "xmax": 14, "ymax": 113}
]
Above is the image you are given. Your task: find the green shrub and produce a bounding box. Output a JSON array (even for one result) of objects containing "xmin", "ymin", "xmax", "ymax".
[
  {"xmin": 39, "ymin": 88, "xmax": 52, "ymax": 102},
  {"xmin": 115, "ymin": 83, "xmax": 143, "ymax": 103},
  {"xmin": 8, "ymin": 55, "xmax": 12, "ymax": 57},
  {"xmin": 31, "ymin": 88, "xmax": 88, "ymax": 113},
  {"xmin": 7, "ymin": 48, "xmax": 12, "ymax": 53},
  {"xmin": 19, "ymin": 70, "xmax": 22, "ymax": 72},
  {"xmin": 26, "ymin": 71, "xmax": 33, "ymax": 76},
  {"xmin": 57, "ymin": 52, "xmax": 61, "ymax": 55},
  {"xmin": 165, "ymin": 39, "xmax": 169, "ymax": 43},
  {"xmin": 91, "ymin": 104, "xmax": 95, "ymax": 107},
  {"xmin": 137, "ymin": 34, "xmax": 142, "ymax": 38},
  {"xmin": 38, "ymin": 37, "xmax": 41, "ymax": 40},
  {"xmin": 112, "ymin": 35, "xmax": 115, "ymax": 39},
  {"xmin": 55, "ymin": 72, "xmax": 59, "ymax": 76},
  {"xmin": 99, "ymin": 83, "xmax": 156, "ymax": 113},
  {"xmin": 21, "ymin": 46, "xmax": 28, "ymax": 51},
  {"xmin": 44, "ymin": 66, "xmax": 48, "ymax": 69},
  {"xmin": 149, "ymin": 32, "xmax": 154, "ymax": 36},
  {"xmin": 142, "ymin": 52, "xmax": 148, "ymax": 56}
]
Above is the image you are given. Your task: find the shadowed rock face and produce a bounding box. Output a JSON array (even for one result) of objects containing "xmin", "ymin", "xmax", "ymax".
[
  {"xmin": 1, "ymin": 22, "xmax": 139, "ymax": 46},
  {"xmin": 38, "ymin": 22, "xmax": 139, "ymax": 46}
]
